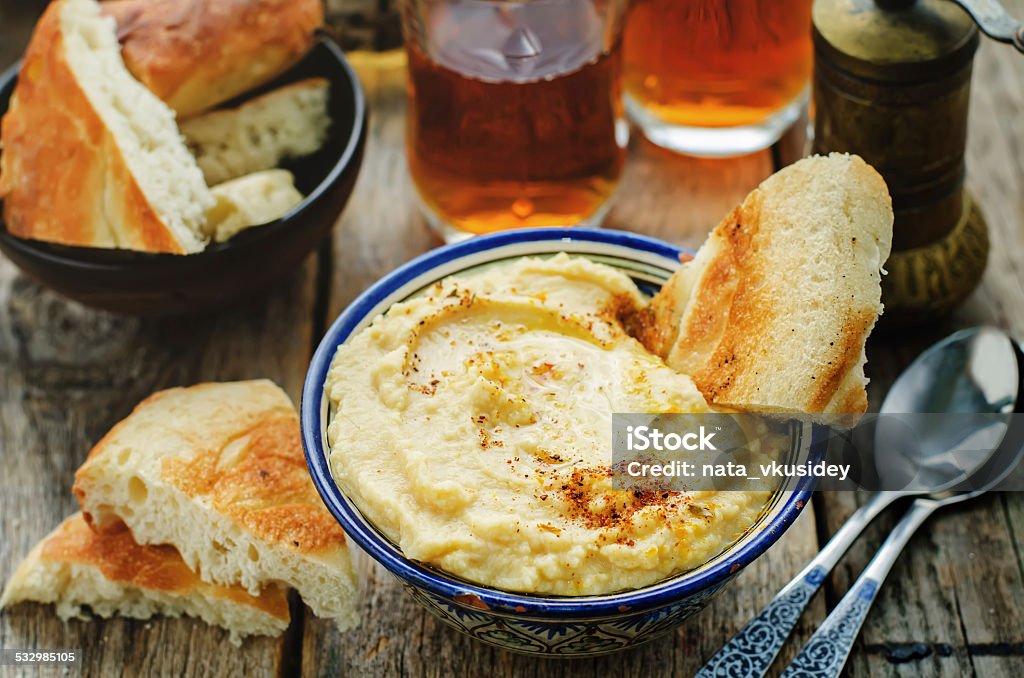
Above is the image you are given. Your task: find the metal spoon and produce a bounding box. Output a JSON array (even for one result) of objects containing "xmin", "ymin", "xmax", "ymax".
[
  {"xmin": 694, "ymin": 327, "xmax": 1021, "ymax": 678},
  {"xmin": 780, "ymin": 378, "xmax": 1024, "ymax": 676}
]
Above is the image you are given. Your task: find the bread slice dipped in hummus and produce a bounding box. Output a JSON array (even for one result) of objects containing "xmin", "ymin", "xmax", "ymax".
[
  {"xmin": 72, "ymin": 380, "xmax": 359, "ymax": 629},
  {"xmin": 0, "ymin": 0, "xmax": 213, "ymax": 253},
  {"xmin": 0, "ymin": 513, "xmax": 289, "ymax": 645},
  {"xmin": 323, "ymin": 153, "xmax": 894, "ymax": 596},
  {"xmin": 645, "ymin": 153, "xmax": 894, "ymax": 415}
]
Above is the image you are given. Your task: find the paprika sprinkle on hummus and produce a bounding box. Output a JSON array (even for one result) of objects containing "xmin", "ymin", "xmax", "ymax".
[{"xmin": 325, "ymin": 254, "xmax": 769, "ymax": 596}]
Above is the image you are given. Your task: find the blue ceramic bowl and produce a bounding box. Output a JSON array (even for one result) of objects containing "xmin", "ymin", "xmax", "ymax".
[{"xmin": 302, "ymin": 227, "xmax": 822, "ymax": 657}]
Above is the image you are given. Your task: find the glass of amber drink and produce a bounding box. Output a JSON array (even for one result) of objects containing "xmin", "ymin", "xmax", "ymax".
[
  {"xmin": 623, "ymin": 0, "xmax": 813, "ymax": 157},
  {"xmin": 401, "ymin": 0, "xmax": 629, "ymax": 241}
]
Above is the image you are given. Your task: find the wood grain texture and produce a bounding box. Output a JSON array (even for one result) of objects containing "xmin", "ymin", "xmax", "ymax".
[
  {"xmin": 325, "ymin": 51, "xmax": 438, "ymax": 322},
  {"xmin": 1, "ymin": 0, "xmax": 1023, "ymax": 675},
  {"xmin": 605, "ymin": 139, "xmax": 774, "ymax": 249}
]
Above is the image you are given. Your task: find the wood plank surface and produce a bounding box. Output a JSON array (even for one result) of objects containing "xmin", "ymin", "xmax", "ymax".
[{"xmin": 0, "ymin": 1, "xmax": 1023, "ymax": 676}]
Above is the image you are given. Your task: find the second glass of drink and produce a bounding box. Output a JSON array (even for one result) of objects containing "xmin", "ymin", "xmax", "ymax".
[
  {"xmin": 401, "ymin": 0, "xmax": 630, "ymax": 241},
  {"xmin": 623, "ymin": 0, "xmax": 813, "ymax": 157}
]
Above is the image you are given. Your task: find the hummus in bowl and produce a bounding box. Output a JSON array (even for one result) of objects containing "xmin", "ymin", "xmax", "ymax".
[
  {"xmin": 302, "ymin": 228, "xmax": 821, "ymax": 656},
  {"xmin": 324, "ymin": 253, "xmax": 772, "ymax": 595}
]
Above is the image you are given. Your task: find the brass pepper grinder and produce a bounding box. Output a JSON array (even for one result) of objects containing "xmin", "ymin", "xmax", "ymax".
[{"xmin": 812, "ymin": 0, "xmax": 1024, "ymax": 326}]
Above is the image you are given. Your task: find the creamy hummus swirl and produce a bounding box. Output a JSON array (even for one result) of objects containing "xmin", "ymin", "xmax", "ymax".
[{"xmin": 326, "ymin": 254, "xmax": 770, "ymax": 595}]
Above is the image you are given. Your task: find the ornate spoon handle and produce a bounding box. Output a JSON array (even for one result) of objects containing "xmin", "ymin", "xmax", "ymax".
[
  {"xmin": 694, "ymin": 491, "xmax": 896, "ymax": 678},
  {"xmin": 779, "ymin": 500, "xmax": 936, "ymax": 678}
]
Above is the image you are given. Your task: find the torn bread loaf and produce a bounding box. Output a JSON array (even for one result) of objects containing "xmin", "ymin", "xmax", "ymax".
[
  {"xmin": 205, "ymin": 170, "xmax": 304, "ymax": 243},
  {"xmin": 0, "ymin": 0, "xmax": 213, "ymax": 253},
  {"xmin": 647, "ymin": 153, "xmax": 894, "ymax": 415},
  {"xmin": 73, "ymin": 380, "xmax": 358, "ymax": 630},
  {"xmin": 0, "ymin": 514, "xmax": 289, "ymax": 645},
  {"xmin": 181, "ymin": 78, "xmax": 330, "ymax": 186},
  {"xmin": 102, "ymin": 0, "xmax": 323, "ymax": 117}
]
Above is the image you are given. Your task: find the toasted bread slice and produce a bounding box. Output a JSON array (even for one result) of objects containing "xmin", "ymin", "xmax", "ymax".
[
  {"xmin": 648, "ymin": 153, "xmax": 894, "ymax": 415},
  {"xmin": 0, "ymin": 514, "xmax": 289, "ymax": 645},
  {"xmin": 180, "ymin": 78, "xmax": 331, "ymax": 186},
  {"xmin": 72, "ymin": 380, "xmax": 358, "ymax": 629},
  {"xmin": 0, "ymin": 0, "xmax": 212, "ymax": 253},
  {"xmin": 205, "ymin": 169, "xmax": 304, "ymax": 243},
  {"xmin": 102, "ymin": 0, "xmax": 323, "ymax": 117}
]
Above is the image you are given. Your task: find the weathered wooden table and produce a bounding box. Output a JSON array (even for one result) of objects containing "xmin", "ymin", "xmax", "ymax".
[{"xmin": 2, "ymin": 2, "xmax": 1023, "ymax": 675}]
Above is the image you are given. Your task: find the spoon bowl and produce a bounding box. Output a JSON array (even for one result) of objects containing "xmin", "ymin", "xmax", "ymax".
[{"xmin": 873, "ymin": 326, "xmax": 1020, "ymax": 494}]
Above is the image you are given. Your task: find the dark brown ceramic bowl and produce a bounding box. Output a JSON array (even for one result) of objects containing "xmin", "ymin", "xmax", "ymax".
[{"xmin": 0, "ymin": 36, "xmax": 366, "ymax": 315}]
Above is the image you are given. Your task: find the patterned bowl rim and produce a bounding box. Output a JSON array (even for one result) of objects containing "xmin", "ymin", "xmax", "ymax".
[{"xmin": 302, "ymin": 227, "xmax": 820, "ymax": 617}]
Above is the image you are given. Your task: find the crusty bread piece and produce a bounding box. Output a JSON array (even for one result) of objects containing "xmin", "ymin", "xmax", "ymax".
[
  {"xmin": 0, "ymin": 0, "xmax": 213, "ymax": 253},
  {"xmin": 181, "ymin": 78, "xmax": 330, "ymax": 186},
  {"xmin": 647, "ymin": 153, "xmax": 894, "ymax": 415},
  {"xmin": 73, "ymin": 380, "xmax": 358, "ymax": 629},
  {"xmin": 0, "ymin": 514, "xmax": 289, "ymax": 646},
  {"xmin": 205, "ymin": 169, "xmax": 304, "ymax": 243},
  {"xmin": 102, "ymin": 0, "xmax": 323, "ymax": 117}
]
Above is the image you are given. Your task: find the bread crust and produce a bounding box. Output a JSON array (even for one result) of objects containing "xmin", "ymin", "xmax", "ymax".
[
  {"xmin": 102, "ymin": 0, "xmax": 323, "ymax": 117},
  {"xmin": 74, "ymin": 380, "xmax": 347, "ymax": 557},
  {"xmin": 159, "ymin": 408, "xmax": 346, "ymax": 554},
  {"xmin": 0, "ymin": 513, "xmax": 290, "ymax": 643},
  {"xmin": 649, "ymin": 154, "xmax": 894, "ymax": 415},
  {"xmin": 0, "ymin": 1, "xmax": 188, "ymax": 252},
  {"xmin": 71, "ymin": 380, "xmax": 358, "ymax": 626},
  {"xmin": 36, "ymin": 515, "xmax": 289, "ymax": 619}
]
